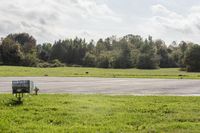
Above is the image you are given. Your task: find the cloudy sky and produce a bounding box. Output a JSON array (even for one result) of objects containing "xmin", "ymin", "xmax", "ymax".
[{"xmin": 1, "ymin": 0, "xmax": 200, "ymax": 44}]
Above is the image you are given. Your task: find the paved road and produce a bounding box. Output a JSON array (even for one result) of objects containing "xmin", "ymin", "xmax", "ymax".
[{"xmin": 0, "ymin": 77, "xmax": 200, "ymax": 96}]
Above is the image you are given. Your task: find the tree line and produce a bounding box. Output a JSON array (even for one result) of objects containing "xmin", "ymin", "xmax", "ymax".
[{"xmin": 0, "ymin": 33, "xmax": 199, "ymax": 72}]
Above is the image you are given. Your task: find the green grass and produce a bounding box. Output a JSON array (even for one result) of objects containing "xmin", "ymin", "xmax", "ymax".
[
  {"xmin": 0, "ymin": 66, "xmax": 200, "ymax": 79},
  {"xmin": 0, "ymin": 94, "xmax": 200, "ymax": 132}
]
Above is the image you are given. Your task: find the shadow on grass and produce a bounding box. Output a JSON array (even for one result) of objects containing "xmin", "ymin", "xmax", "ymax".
[{"xmin": 4, "ymin": 99, "xmax": 23, "ymax": 106}]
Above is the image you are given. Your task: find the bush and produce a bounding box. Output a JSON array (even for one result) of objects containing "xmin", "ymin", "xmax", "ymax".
[
  {"xmin": 36, "ymin": 62, "xmax": 51, "ymax": 68},
  {"xmin": 50, "ymin": 59, "xmax": 65, "ymax": 67},
  {"xmin": 37, "ymin": 60, "xmax": 65, "ymax": 68},
  {"xmin": 22, "ymin": 53, "xmax": 39, "ymax": 67},
  {"xmin": 71, "ymin": 64, "xmax": 82, "ymax": 67}
]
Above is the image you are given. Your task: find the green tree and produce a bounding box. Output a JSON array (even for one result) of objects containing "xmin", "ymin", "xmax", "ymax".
[
  {"xmin": 184, "ymin": 44, "xmax": 200, "ymax": 72},
  {"xmin": 83, "ymin": 52, "xmax": 96, "ymax": 67},
  {"xmin": 123, "ymin": 34, "xmax": 143, "ymax": 49},
  {"xmin": 22, "ymin": 53, "xmax": 39, "ymax": 67},
  {"xmin": 136, "ymin": 37, "xmax": 159, "ymax": 69},
  {"xmin": 154, "ymin": 39, "xmax": 170, "ymax": 68},
  {"xmin": 0, "ymin": 38, "xmax": 24, "ymax": 65},
  {"xmin": 1, "ymin": 33, "xmax": 38, "ymax": 66},
  {"xmin": 51, "ymin": 38, "xmax": 87, "ymax": 65},
  {"xmin": 0, "ymin": 52, "xmax": 2, "ymax": 64},
  {"xmin": 178, "ymin": 41, "xmax": 188, "ymax": 67},
  {"xmin": 96, "ymin": 38, "xmax": 111, "ymax": 55},
  {"xmin": 7, "ymin": 33, "xmax": 36, "ymax": 53},
  {"xmin": 0, "ymin": 38, "xmax": 3, "ymax": 64},
  {"xmin": 38, "ymin": 43, "xmax": 52, "ymax": 61},
  {"xmin": 96, "ymin": 52, "xmax": 111, "ymax": 68},
  {"xmin": 50, "ymin": 40, "xmax": 66, "ymax": 63},
  {"xmin": 111, "ymin": 39, "xmax": 132, "ymax": 68},
  {"xmin": 87, "ymin": 40, "xmax": 95, "ymax": 53},
  {"xmin": 130, "ymin": 49, "xmax": 140, "ymax": 67}
]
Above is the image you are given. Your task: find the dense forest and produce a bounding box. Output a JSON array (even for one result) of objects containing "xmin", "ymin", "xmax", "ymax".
[{"xmin": 0, "ymin": 33, "xmax": 199, "ymax": 72}]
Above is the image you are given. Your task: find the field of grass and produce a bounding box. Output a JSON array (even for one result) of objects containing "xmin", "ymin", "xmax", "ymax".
[
  {"xmin": 0, "ymin": 66, "xmax": 200, "ymax": 79},
  {"xmin": 0, "ymin": 94, "xmax": 200, "ymax": 132}
]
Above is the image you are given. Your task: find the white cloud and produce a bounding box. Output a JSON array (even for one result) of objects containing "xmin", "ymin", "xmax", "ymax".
[
  {"xmin": 1, "ymin": 0, "xmax": 200, "ymax": 44},
  {"xmin": 0, "ymin": 0, "xmax": 121, "ymax": 43},
  {"xmin": 145, "ymin": 4, "xmax": 200, "ymax": 43},
  {"xmin": 151, "ymin": 4, "xmax": 171, "ymax": 15}
]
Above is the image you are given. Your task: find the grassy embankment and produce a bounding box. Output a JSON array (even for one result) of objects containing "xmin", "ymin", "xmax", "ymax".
[
  {"xmin": 0, "ymin": 66, "xmax": 200, "ymax": 79},
  {"xmin": 0, "ymin": 94, "xmax": 200, "ymax": 132}
]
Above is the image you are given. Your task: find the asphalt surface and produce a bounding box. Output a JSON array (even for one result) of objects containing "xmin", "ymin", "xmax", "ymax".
[{"xmin": 0, "ymin": 77, "xmax": 200, "ymax": 96}]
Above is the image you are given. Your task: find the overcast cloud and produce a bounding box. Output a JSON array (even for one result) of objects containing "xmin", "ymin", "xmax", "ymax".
[{"xmin": 1, "ymin": 0, "xmax": 200, "ymax": 44}]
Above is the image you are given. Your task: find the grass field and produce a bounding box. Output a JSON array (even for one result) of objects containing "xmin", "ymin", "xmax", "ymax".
[
  {"xmin": 0, "ymin": 66, "xmax": 200, "ymax": 79},
  {"xmin": 0, "ymin": 94, "xmax": 200, "ymax": 132}
]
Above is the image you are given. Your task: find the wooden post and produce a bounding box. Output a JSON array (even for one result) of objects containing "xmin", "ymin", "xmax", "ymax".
[
  {"xmin": 34, "ymin": 87, "xmax": 39, "ymax": 95},
  {"xmin": 15, "ymin": 93, "xmax": 23, "ymax": 102}
]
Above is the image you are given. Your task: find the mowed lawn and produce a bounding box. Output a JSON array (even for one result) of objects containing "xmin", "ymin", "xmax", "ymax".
[
  {"xmin": 0, "ymin": 66, "xmax": 200, "ymax": 79},
  {"xmin": 0, "ymin": 95, "xmax": 200, "ymax": 132}
]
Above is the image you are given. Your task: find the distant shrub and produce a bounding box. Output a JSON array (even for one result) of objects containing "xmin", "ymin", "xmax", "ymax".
[
  {"xmin": 179, "ymin": 68, "xmax": 187, "ymax": 71},
  {"xmin": 37, "ymin": 60, "xmax": 65, "ymax": 68},
  {"xmin": 50, "ymin": 59, "xmax": 65, "ymax": 67},
  {"xmin": 37, "ymin": 62, "xmax": 51, "ymax": 68},
  {"xmin": 71, "ymin": 64, "xmax": 82, "ymax": 67}
]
